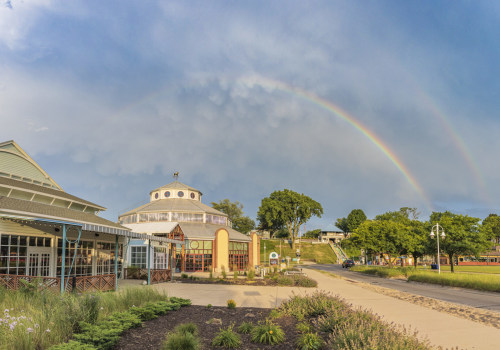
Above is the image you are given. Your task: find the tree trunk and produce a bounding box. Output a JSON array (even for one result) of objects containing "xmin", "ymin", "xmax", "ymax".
[
  {"xmin": 413, "ymin": 256, "xmax": 418, "ymax": 268},
  {"xmin": 449, "ymin": 253, "xmax": 454, "ymax": 273}
]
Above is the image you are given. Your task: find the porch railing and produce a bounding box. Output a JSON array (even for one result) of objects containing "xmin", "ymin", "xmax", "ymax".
[
  {"xmin": 124, "ymin": 268, "xmax": 171, "ymax": 284},
  {"xmin": 0, "ymin": 274, "xmax": 116, "ymax": 293}
]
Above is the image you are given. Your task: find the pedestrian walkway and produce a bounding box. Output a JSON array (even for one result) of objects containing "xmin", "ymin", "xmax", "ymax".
[{"xmin": 128, "ymin": 269, "xmax": 499, "ymax": 349}]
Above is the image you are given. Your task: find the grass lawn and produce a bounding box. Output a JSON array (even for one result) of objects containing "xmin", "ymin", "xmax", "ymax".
[
  {"xmin": 260, "ymin": 239, "xmax": 337, "ymax": 264},
  {"xmin": 417, "ymin": 265, "xmax": 500, "ymax": 274},
  {"xmin": 351, "ymin": 265, "xmax": 500, "ymax": 292}
]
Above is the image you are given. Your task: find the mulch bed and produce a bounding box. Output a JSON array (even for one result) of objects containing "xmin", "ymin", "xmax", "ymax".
[{"xmin": 115, "ymin": 305, "xmax": 299, "ymax": 350}]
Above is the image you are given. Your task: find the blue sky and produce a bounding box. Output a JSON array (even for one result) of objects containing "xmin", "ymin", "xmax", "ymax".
[{"xmin": 1, "ymin": 1, "xmax": 500, "ymax": 230}]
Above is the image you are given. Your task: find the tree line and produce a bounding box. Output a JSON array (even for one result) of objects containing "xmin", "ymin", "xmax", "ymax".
[
  {"xmin": 342, "ymin": 208, "xmax": 500, "ymax": 272},
  {"xmin": 211, "ymin": 190, "xmax": 500, "ymax": 272}
]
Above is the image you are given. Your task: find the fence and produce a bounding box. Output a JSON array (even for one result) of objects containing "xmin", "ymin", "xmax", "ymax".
[
  {"xmin": 124, "ymin": 268, "xmax": 171, "ymax": 284},
  {"xmin": 0, "ymin": 274, "xmax": 116, "ymax": 293}
]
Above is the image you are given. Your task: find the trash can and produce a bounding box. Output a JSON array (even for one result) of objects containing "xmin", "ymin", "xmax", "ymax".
[{"xmin": 431, "ymin": 264, "xmax": 438, "ymax": 270}]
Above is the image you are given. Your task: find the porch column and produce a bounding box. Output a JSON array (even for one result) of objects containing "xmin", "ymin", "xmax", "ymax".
[
  {"xmin": 115, "ymin": 235, "xmax": 119, "ymax": 291},
  {"xmin": 169, "ymin": 243, "xmax": 174, "ymax": 281},
  {"xmin": 147, "ymin": 239, "xmax": 151, "ymax": 285},
  {"xmin": 60, "ymin": 224, "xmax": 67, "ymax": 295}
]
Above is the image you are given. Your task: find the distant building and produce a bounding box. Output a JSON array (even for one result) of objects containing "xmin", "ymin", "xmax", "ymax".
[
  {"xmin": 318, "ymin": 230, "xmax": 346, "ymax": 244},
  {"xmin": 119, "ymin": 180, "xmax": 260, "ymax": 273}
]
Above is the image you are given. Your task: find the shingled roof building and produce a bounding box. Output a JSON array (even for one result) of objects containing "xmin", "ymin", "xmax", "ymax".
[
  {"xmin": 119, "ymin": 181, "xmax": 260, "ymax": 273},
  {"xmin": 0, "ymin": 140, "xmax": 182, "ymax": 293}
]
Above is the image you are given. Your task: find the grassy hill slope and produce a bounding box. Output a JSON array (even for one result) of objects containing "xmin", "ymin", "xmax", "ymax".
[{"xmin": 260, "ymin": 239, "xmax": 337, "ymax": 264}]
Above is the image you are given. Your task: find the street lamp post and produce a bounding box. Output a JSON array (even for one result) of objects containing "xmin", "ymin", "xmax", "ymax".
[
  {"xmin": 264, "ymin": 243, "xmax": 267, "ymax": 266},
  {"xmin": 430, "ymin": 223, "xmax": 446, "ymax": 274}
]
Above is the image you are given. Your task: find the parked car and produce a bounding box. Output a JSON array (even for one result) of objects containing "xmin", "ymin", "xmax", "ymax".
[{"xmin": 342, "ymin": 259, "xmax": 355, "ymax": 268}]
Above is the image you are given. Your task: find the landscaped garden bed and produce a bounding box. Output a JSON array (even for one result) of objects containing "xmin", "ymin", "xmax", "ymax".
[
  {"xmin": 175, "ymin": 269, "xmax": 318, "ymax": 288},
  {"xmin": 115, "ymin": 292, "xmax": 432, "ymax": 350}
]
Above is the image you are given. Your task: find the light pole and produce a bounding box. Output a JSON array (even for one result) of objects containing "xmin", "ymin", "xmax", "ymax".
[
  {"xmin": 430, "ymin": 223, "xmax": 446, "ymax": 274},
  {"xmin": 264, "ymin": 243, "xmax": 267, "ymax": 266}
]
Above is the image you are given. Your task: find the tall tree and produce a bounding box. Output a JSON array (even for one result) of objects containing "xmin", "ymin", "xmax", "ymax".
[
  {"xmin": 335, "ymin": 217, "xmax": 349, "ymax": 238},
  {"xmin": 346, "ymin": 209, "xmax": 367, "ymax": 232},
  {"xmin": 430, "ymin": 211, "xmax": 490, "ymax": 272},
  {"xmin": 211, "ymin": 199, "xmax": 255, "ymax": 234},
  {"xmin": 350, "ymin": 219, "xmax": 416, "ymax": 267},
  {"xmin": 257, "ymin": 189, "xmax": 323, "ymax": 249},
  {"xmin": 483, "ymin": 214, "xmax": 500, "ymax": 244},
  {"xmin": 376, "ymin": 208, "xmax": 428, "ymax": 267}
]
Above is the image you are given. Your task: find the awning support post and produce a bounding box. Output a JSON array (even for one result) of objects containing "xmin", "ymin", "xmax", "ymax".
[
  {"xmin": 147, "ymin": 239, "xmax": 151, "ymax": 285},
  {"xmin": 60, "ymin": 224, "xmax": 67, "ymax": 295},
  {"xmin": 170, "ymin": 243, "xmax": 174, "ymax": 282},
  {"xmin": 115, "ymin": 235, "xmax": 119, "ymax": 291}
]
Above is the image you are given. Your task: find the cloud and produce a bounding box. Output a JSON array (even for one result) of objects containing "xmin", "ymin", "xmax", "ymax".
[{"xmin": 1, "ymin": 1, "xmax": 499, "ymax": 223}]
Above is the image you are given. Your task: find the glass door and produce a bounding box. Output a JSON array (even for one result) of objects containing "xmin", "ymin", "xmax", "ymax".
[{"xmin": 27, "ymin": 247, "xmax": 52, "ymax": 277}]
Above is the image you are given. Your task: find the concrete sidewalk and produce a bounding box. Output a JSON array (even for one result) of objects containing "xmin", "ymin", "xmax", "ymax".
[{"xmin": 131, "ymin": 269, "xmax": 499, "ymax": 349}]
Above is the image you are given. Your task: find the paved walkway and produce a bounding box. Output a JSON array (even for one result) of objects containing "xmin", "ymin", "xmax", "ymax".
[{"xmin": 122, "ymin": 269, "xmax": 500, "ymax": 349}]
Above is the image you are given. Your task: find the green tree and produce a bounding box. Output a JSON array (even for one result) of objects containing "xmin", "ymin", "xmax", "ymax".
[
  {"xmin": 483, "ymin": 214, "xmax": 500, "ymax": 244},
  {"xmin": 303, "ymin": 229, "xmax": 321, "ymax": 239},
  {"xmin": 346, "ymin": 209, "xmax": 367, "ymax": 232},
  {"xmin": 335, "ymin": 217, "xmax": 349, "ymax": 238},
  {"xmin": 211, "ymin": 199, "xmax": 255, "ymax": 234},
  {"xmin": 376, "ymin": 208, "xmax": 428, "ymax": 267},
  {"xmin": 430, "ymin": 211, "xmax": 491, "ymax": 272},
  {"xmin": 257, "ymin": 189, "xmax": 323, "ymax": 249},
  {"xmin": 350, "ymin": 219, "xmax": 416, "ymax": 268}
]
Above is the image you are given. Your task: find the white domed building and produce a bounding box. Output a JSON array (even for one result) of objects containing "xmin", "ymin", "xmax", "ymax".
[{"xmin": 119, "ymin": 181, "xmax": 260, "ymax": 273}]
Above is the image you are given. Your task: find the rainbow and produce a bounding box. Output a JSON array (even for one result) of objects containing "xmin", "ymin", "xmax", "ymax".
[
  {"xmin": 239, "ymin": 75, "xmax": 433, "ymax": 210},
  {"xmin": 114, "ymin": 75, "xmax": 433, "ymax": 210},
  {"xmin": 414, "ymin": 90, "xmax": 491, "ymax": 204}
]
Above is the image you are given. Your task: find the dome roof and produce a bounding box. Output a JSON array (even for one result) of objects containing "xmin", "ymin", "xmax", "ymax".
[
  {"xmin": 120, "ymin": 198, "xmax": 226, "ymax": 217},
  {"xmin": 150, "ymin": 181, "xmax": 202, "ymax": 195}
]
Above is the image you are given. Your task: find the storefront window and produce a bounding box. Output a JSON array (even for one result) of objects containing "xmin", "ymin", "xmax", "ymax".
[
  {"xmin": 184, "ymin": 240, "xmax": 213, "ymax": 272},
  {"xmin": 229, "ymin": 241, "xmax": 249, "ymax": 271}
]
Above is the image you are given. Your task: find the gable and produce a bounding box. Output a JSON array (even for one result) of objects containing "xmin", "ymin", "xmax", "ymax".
[{"xmin": 0, "ymin": 140, "xmax": 61, "ymax": 190}]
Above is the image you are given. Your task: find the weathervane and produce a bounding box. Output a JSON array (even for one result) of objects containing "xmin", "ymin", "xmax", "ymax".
[{"xmin": 173, "ymin": 171, "xmax": 179, "ymax": 181}]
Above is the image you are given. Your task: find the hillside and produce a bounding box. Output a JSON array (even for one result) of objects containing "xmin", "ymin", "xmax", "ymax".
[{"xmin": 260, "ymin": 239, "xmax": 337, "ymax": 264}]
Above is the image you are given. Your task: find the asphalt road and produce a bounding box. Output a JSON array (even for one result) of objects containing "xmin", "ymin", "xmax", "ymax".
[{"xmin": 308, "ymin": 264, "xmax": 500, "ymax": 312}]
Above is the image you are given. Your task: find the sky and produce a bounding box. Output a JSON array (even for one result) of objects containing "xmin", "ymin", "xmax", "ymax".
[{"xmin": 1, "ymin": 1, "xmax": 500, "ymax": 231}]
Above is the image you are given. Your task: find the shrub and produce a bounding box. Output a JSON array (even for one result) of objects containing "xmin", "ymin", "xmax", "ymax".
[
  {"xmin": 181, "ymin": 273, "xmax": 188, "ymax": 279},
  {"xmin": 49, "ymin": 340, "xmax": 97, "ymax": 350},
  {"xmin": 296, "ymin": 322, "xmax": 312, "ymax": 333},
  {"xmin": 170, "ymin": 297, "xmax": 192, "ymax": 307},
  {"xmin": 227, "ymin": 299, "xmax": 236, "ymax": 309},
  {"xmin": 277, "ymin": 276, "xmax": 294, "ymax": 286},
  {"xmin": 280, "ymin": 292, "xmax": 344, "ymax": 319},
  {"xmin": 247, "ymin": 269, "xmax": 255, "ymax": 280},
  {"xmin": 174, "ymin": 323, "xmax": 198, "ymax": 336},
  {"xmin": 209, "ymin": 272, "xmax": 213, "ymax": 280},
  {"xmin": 211, "ymin": 325, "xmax": 242, "ymax": 348},
  {"xmin": 221, "ymin": 266, "xmax": 227, "ymax": 279},
  {"xmin": 237, "ymin": 321, "xmax": 254, "ymax": 334},
  {"xmin": 294, "ymin": 276, "xmax": 318, "ymax": 288},
  {"xmin": 233, "ymin": 271, "xmax": 239, "ymax": 279},
  {"xmin": 73, "ymin": 320, "xmax": 124, "ymax": 350},
  {"xmin": 109, "ymin": 311, "xmax": 142, "ymax": 329},
  {"xmin": 250, "ymin": 320, "xmax": 285, "ymax": 345},
  {"xmin": 296, "ymin": 332, "xmax": 325, "ymax": 350},
  {"xmin": 164, "ymin": 332, "xmax": 200, "ymax": 350},
  {"xmin": 128, "ymin": 305, "xmax": 157, "ymax": 321},
  {"xmin": 207, "ymin": 304, "xmax": 213, "ymax": 308}
]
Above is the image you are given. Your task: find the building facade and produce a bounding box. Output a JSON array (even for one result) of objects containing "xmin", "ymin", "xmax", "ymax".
[
  {"xmin": 0, "ymin": 140, "xmax": 181, "ymax": 292},
  {"xmin": 119, "ymin": 181, "xmax": 260, "ymax": 273}
]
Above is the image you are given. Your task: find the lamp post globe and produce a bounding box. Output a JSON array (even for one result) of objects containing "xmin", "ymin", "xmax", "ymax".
[{"xmin": 430, "ymin": 223, "xmax": 445, "ymax": 274}]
